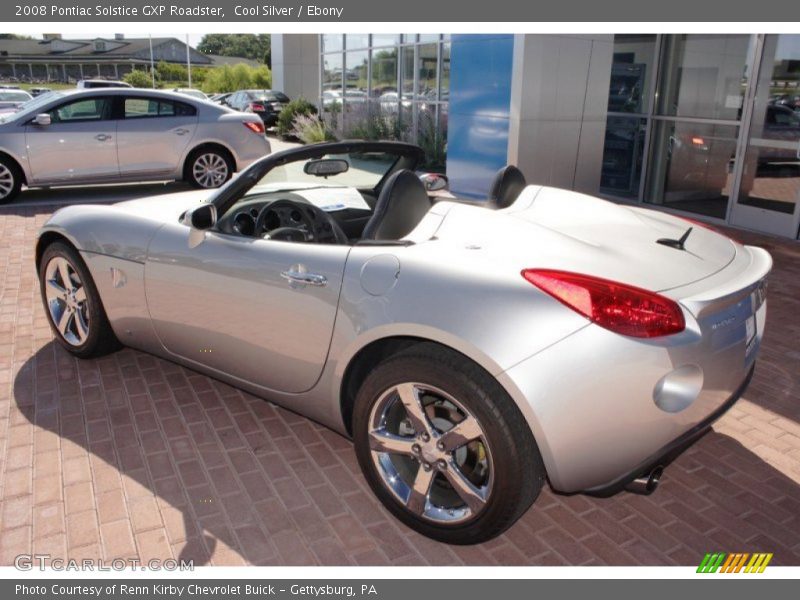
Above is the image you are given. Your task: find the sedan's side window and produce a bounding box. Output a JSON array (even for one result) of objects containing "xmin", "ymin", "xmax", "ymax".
[
  {"xmin": 48, "ymin": 97, "xmax": 110, "ymax": 123},
  {"xmin": 123, "ymin": 98, "xmax": 197, "ymax": 119}
]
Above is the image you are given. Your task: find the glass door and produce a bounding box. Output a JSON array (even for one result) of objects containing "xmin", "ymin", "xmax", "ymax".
[{"xmin": 731, "ymin": 35, "xmax": 800, "ymax": 238}]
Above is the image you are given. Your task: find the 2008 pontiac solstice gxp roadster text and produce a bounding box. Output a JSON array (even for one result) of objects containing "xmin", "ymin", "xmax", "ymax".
[{"xmin": 35, "ymin": 141, "xmax": 771, "ymax": 544}]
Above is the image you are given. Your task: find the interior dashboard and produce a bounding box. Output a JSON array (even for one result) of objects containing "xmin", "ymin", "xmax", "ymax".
[{"xmin": 217, "ymin": 191, "xmax": 376, "ymax": 244}]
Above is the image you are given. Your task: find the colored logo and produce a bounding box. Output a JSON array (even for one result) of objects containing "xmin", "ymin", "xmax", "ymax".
[{"xmin": 697, "ymin": 552, "xmax": 773, "ymax": 573}]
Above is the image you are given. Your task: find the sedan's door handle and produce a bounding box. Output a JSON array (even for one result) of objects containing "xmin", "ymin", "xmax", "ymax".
[
  {"xmin": 280, "ymin": 269, "xmax": 327, "ymax": 287},
  {"xmin": 174, "ymin": 128, "xmax": 189, "ymax": 136},
  {"xmin": 95, "ymin": 134, "xmax": 112, "ymax": 141}
]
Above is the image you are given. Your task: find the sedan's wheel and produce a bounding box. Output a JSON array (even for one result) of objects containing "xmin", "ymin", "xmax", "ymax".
[
  {"xmin": 187, "ymin": 150, "xmax": 232, "ymax": 189},
  {"xmin": 0, "ymin": 158, "xmax": 22, "ymax": 204},
  {"xmin": 353, "ymin": 343, "xmax": 546, "ymax": 544},
  {"xmin": 39, "ymin": 241, "xmax": 120, "ymax": 358}
]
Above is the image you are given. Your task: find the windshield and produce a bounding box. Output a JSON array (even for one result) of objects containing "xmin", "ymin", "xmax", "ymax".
[
  {"xmin": 177, "ymin": 89, "xmax": 207, "ymax": 100},
  {"xmin": 253, "ymin": 151, "xmax": 400, "ymax": 191},
  {"xmin": 2, "ymin": 90, "xmax": 64, "ymax": 121},
  {"xmin": 0, "ymin": 91, "xmax": 31, "ymax": 102}
]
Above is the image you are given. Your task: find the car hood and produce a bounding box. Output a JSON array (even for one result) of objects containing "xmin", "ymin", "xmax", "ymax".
[
  {"xmin": 114, "ymin": 190, "xmax": 211, "ymax": 222},
  {"xmin": 427, "ymin": 186, "xmax": 737, "ymax": 292}
]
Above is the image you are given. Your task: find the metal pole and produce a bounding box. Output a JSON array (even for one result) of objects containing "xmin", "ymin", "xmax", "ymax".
[
  {"xmin": 186, "ymin": 34, "xmax": 192, "ymax": 88},
  {"xmin": 149, "ymin": 35, "xmax": 156, "ymax": 88}
]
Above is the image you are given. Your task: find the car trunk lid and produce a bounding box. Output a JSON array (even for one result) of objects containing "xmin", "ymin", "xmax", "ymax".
[{"xmin": 430, "ymin": 186, "xmax": 737, "ymax": 292}]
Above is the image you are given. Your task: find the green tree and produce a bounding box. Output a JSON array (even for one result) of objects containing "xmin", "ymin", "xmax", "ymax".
[
  {"xmin": 197, "ymin": 34, "xmax": 271, "ymax": 66},
  {"xmin": 155, "ymin": 60, "xmax": 187, "ymax": 83},
  {"xmin": 201, "ymin": 63, "xmax": 272, "ymax": 94},
  {"xmin": 123, "ymin": 69, "xmax": 153, "ymax": 88}
]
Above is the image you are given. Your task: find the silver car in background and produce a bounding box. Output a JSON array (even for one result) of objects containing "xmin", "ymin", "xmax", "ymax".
[{"xmin": 0, "ymin": 88, "xmax": 271, "ymax": 204}]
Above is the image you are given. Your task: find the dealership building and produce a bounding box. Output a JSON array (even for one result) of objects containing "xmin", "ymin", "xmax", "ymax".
[{"xmin": 271, "ymin": 34, "xmax": 800, "ymax": 239}]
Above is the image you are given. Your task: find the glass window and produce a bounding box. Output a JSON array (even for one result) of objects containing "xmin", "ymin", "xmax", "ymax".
[
  {"xmin": 417, "ymin": 44, "xmax": 438, "ymax": 101},
  {"xmin": 345, "ymin": 34, "xmax": 370, "ymax": 50},
  {"xmin": 419, "ymin": 34, "xmax": 441, "ymax": 43},
  {"xmin": 645, "ymin": 120, "xmax": 738, "ymax": 218},
  {"xmin": 600, "ymin": 117, "xmax": 647, "ymax": 198},
  {"xmin": 608, "ymin": 34, "xmax": 656, "ymax": 114},
  {"xmin": 49, "ymin": 97, "xmax": 110, "ymax": 122},
  {"xmin": 402, "ymin": 34, "xmax": 418, "ymax": 44},
  {"xmin": 656, "ymin": 34, "xmax": 753, "ymax": 120},
  {"xmin": 322, "ymin": 35, "xmax": 343, "ymax": 53},
  {"xmin": 322, "ymin": 53, "xmax": 343, "ymax": 93},
  {"xmin": 371, "ymin": 34, "xmax": 400, "ymax": 47},
  {"xmin": 401, "ymin": 46, "xmax": 415, "ymax": 97},
  {"xmin": 345, "ymin": 50, "xmax": 369, "ymax": 124},
  {"xmin": 736, "ymin": 34, "xmax": 800, "ymax": 218},
  {"xmin": 371, "ymin": 47, "xmax": 398, "ymax": 97},
  {"xmin": 440, "ymin": 42, "xmax": 451, "ymax": 102}
]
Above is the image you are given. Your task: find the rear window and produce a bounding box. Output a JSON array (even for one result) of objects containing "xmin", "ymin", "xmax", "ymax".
[{"xmin": 252, "ymin": 91, "xmax": 289, "ymax": 103}]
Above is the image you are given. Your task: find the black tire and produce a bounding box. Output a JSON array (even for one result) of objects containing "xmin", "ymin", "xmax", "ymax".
[
  {"xmin": 184, "ymin": 146, "xmax": 235, "ymax": 189},
  {"xmin": 0, "ymin": 156, "xmax": 23, "ymax": 205},
  {"xmin": 38, "ymin": 241, "xmax": 120, "ymax": 359},
  {"xmin": 353, "ymin": 342, "xmax": 546, "ymax": 544}
]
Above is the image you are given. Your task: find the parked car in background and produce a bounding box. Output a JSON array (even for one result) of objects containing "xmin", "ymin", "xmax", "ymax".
[
  {"xmin": 29, "ymin": 87, "xmax": 52, "ymax": 97},
  {"xmin": 0, "ymin": 89, "xmax": 32, "ymax": 111},
  {"xmin": 77, "ymin": 79, "xmax": 132, "ymax": 89},
  {"xmin": 0, "ymin": 88, "xmax": 270, "ymax": 203},
  {"xmin": 172, "ymin": 88, "xmax": 209, "ymax": 101},
  {"xmin": 210, "ymin": 92, "xmax": 232, "ymax": 105},
  {"xmin": 225, "ymin": 89, "xmax": 290, "ymax": 127}
]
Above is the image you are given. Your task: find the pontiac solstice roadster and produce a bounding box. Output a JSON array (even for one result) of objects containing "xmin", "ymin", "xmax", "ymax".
[{"xmin": 36, "ymin": 141, "xmax": 771, "ymax": 544}]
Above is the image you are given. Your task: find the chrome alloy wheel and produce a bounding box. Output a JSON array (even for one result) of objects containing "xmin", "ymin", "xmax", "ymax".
[
  {"xmin": 368, "ymin": 382, "xmax": 494, "ymax": 524},
  {"xmin": 44, "ymin": 256, "xmax": 89, "ymax": 346},
  {"xmin": 0, "ymin": 163, "xmax": 14, "ymax": 200},
  {"xmin": 192, "ymin": 153, "xmax": 229, "ymax": 188}
]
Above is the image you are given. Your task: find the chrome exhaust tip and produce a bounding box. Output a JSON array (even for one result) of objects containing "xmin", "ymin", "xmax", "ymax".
[{"xmin": 624, "ymin": 466, "xmax": 664, "ymax": 495}]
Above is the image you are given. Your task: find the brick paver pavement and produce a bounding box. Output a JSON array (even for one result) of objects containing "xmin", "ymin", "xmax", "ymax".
[{"xmin": 0, "ymin": 202, "xmax": 799, "ymax": 566}]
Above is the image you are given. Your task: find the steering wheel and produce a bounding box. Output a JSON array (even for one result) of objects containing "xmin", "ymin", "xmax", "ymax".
[{"xmin": 254, "ymin": 198, "xmax": 349, "ymax": 244}]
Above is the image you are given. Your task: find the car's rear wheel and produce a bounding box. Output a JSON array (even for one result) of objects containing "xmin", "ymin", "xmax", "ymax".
[
  {"xmin": 0, "ymin": 157, "xmax": 22, "ymax": 204},
  {"xmin": 185, "ymin": 147, "xmax": 234, "ymax": 189},
  {"xmin": 353, "ymin": 343, "xmax": 546, "ymax": 544},
  {"xmin": 39, "ymin": 241, "xmax": 120, "ymax": 358}
]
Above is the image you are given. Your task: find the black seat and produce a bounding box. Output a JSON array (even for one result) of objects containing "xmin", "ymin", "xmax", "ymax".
[
  {"xmin": 362, "ymin": 170, "xmax": 431, "ymax": 241},
  {"xmin": 488, "ymin": 165, "xmax": 527, "ymax": 209}
]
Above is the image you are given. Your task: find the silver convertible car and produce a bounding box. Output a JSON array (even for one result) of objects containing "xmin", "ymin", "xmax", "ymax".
[
  {"xmin": 35, "ymin": 141, "xmax": 771, "ymax": 544},
  {"xmin": 0, "ymin": 88, "xmax": 271, "ymax": 204}
]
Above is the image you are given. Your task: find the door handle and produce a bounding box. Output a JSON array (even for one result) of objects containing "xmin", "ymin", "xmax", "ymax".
[
  {"xmin": 174, "ymin": 128, "xmax": 189, "ymax": 136},
  {"xmin": 796, "ymin": 139, "xmax": 800, "ymax": 160},
  {"xmin": 280, "ymin": 269, "xmax": 327, "ymax": 287},
  {"xmin": 94, "ymin": 134, "xmax": 112, "ymax": 141}
]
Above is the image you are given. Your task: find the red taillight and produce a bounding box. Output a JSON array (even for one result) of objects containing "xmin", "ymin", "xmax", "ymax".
[
  {"xmin": 691, "ymin": 136, "xmax": 705, "ymax": 146},
  {"xmin": 244, "ymin": 121, "xmax": 265, "ymax": 135},
  {"xmin": 250, "ymin": 102, "xmax": 265, "ymax": 112},
  {"xmin": 521, "ymin": 269, "xmax": 685, "ymax": 338}
]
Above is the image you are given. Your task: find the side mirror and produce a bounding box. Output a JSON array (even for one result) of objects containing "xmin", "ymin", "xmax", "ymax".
[
  {"xmin": 34, "ymin": 113, "xmax": 51, "ymax": 126},
  {"xmin": 182, "ymin": 203, "xmax": 217, "ymax": 230},
  {"xmin": 419, "ymin": 172, "xmax": 449, "ymax": 192}
]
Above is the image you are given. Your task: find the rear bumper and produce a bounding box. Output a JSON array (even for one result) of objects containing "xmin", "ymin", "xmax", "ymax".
[{"xmin": 584, "ymin": 364, "xmax": 754, "ymax": 496}]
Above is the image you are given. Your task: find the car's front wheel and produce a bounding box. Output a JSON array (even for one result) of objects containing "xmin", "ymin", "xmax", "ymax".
[
  {"xmin": 39, "ymin": 241, "xmax": 120, "ymax": 358},
  {"xmin": 353, "ymin": 343, "xmax": 546, "ymax": 544},
  {"xmin": 0, "ymin": 157, "xmax": 23, "ymax": 204},
  {"xmin": 185, "ymin": 147, "xmax": 234, "ymax": 189}
]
